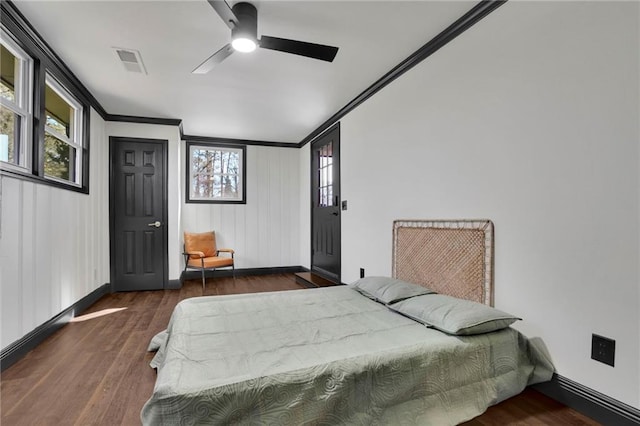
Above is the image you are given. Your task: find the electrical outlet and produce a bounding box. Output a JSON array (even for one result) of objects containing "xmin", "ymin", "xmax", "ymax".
[
  {"xmin": 360, "ymin": 268, "xmax": 365, "ymax": 278},
  {"xmin": 591, "ymin": 334, "xmax": 615, "ymax": 367}
]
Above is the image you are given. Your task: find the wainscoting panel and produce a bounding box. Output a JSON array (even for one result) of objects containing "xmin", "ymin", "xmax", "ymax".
[
  {"xmin": 181, "ymin": 145, "xmax": 301, "ymax": 269},
  {"xmin": 0, "ymin": 109, "xmax": 111, "ymax": 351}
]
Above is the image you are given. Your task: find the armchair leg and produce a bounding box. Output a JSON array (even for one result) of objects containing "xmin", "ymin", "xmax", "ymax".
[
  {"xmin": 232, "ymin": 264, "xmax": 235, "ymax": 280},
  {"xmin": 201, "ymin": 269, "xmax": 205, "ymax": 290}
]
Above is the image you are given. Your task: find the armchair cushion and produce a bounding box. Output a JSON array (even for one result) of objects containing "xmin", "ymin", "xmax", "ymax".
[
  {"xmin": 184, "ymin": 232, "xmax": 218, "ymax": 259},
  {"xmin": 187, "ymin": 257, "xmax": 234, "ymax": 269}
]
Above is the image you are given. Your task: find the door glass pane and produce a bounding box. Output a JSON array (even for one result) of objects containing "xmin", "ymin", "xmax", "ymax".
[
  {"xmin": 0, "ymin": 44, "xmax": 17, "ymax": 102},
  {"xmin": 316, "ymin": 141, "xmax": 335, "ymax": 207},
  {"xmin": 44, "ymin": 133, "xmax": 75, "ymax": 181},
  {"xmin": 317, "ymin": 150, "xmax": 322, "ymax": 207},
  {"xmin": 323, "ymin": 154, "xmax": 328, "ymax": 193},
  {"xmin": 0, "ymin": 105, "xmax": 20, "ymax": 163},
  {"xmin": 326, "ymin": 141, "xmax": 333, "ymax": 206}
]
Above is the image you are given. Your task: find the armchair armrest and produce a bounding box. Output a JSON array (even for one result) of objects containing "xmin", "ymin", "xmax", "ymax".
[
  {"xmin": 184, "ymin": 250, "xmax": 205, "ymax": 258},
  {"xmin": 217, "ymin": 248, "xmax": 235, "ymax": 258}
]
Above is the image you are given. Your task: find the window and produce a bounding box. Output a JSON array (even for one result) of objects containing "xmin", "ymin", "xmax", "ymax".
[
  {"xmin": 44, "ymin": 74, "xmax": 84, "ymax": 185},
  {"xmin": 186, "ymin": 142, "xmax": 246, "ymax": 204},
  {"xmin": 0, "ymin": 13, "xmax": 90, "ymax": 194},
  {"xmin": 0, "ymin": 28, "xmax": 33, "ymax": 170},
  {"xmin": 317, "ymin": 142, "xmax": 334, "ymax": 207}
]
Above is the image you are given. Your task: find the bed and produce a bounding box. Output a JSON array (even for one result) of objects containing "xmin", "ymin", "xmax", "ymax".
[{"xmin": 142, "ymin": 220, "xmax": 553, "ymax": 425}]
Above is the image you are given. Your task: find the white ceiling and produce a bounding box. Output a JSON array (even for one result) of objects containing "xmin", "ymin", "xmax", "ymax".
[{"xmin": 14, "ymin": 0, "xmax": 476, "ymax": 143}]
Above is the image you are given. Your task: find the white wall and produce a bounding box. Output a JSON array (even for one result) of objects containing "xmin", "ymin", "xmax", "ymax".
[
  {"xmin": 0, "ymin": 108, "xmax": 110, "ymax": 349},
  {"xmin": 299, "ymin": 143, "xmax": 311, "ymax": 269},
  {"xmin": 105, "ymin": 122, "xmax": 182, "ymax": 280},
  {"xmin": 317, "ymin": 1, "xmax": 639, "ymax": 408},
  {"xmin": 0, "ymin": 115, "xmax": 303, "ymax": 350},
  {"xmin": 182, "ymin": 145, "xmax": 301, "ymax": 269},
  {"xmin": 107, "ymin": 123, "xmax": 304, "ymax": 273}
]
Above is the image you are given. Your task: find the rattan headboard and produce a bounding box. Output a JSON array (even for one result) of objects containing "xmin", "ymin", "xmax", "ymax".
[{"xmin": 392, "ymin": 220, "xmax": 494, "ymax": 306}]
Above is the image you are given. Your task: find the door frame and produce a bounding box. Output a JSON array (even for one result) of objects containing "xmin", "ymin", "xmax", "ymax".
[
  {"xmin": 310, "ymin": 122, "xmax": 341, "ymax": 282},
  {"xmin": 108, "ymin": 136, "xmax": 169, "ymax": 291}
]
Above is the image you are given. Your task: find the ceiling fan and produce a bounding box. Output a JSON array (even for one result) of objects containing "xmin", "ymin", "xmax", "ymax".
[{"xmin": 193, "ymin": 0, "xmax": 339, "ymax": 74}]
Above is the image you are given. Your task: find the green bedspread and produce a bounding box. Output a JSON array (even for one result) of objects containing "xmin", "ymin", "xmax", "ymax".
[{"xmin": 141, "ymin": 286, "xmax": 552, "ymax": 425}]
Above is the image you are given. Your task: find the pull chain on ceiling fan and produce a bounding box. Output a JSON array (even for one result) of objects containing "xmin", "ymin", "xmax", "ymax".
[{"xmin": 193, "ymin": 0, "xmax": 339, "ymax": 74}]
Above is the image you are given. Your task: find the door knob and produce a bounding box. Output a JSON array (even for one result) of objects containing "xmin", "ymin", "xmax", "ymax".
[{"xmin": 147, "ymin": 221, "xmax": 161, "ymax": 228}]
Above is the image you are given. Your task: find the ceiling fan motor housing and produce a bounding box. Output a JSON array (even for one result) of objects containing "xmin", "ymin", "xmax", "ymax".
[
  {"xmin": 192, "ymin": 0, "xmax": 339, "ymax": 73},
  {"xmin": 231, "ymin": 2, "xmax": 258, "ymax": 43}
]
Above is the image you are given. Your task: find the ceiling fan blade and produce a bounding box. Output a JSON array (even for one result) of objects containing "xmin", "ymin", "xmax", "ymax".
[
  {"xmin": 206, "ymin": 0, "xmax": 238, "ymax": 30},
  {"xmin": 192, "ymin": 43, "xmax": 234, "ymax": 74},
  {"xmin": 259, "ymin": 36, "xmax": 338, "ymax": 62}
]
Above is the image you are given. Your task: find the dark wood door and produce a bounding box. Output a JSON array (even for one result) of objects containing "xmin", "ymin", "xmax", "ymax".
[
  {"xmin": 311, "ymin": 124, "xmax": 341, "ymax": 282},
  {"xmin": 110, "ymin": 137, "xmax": 168, "ymax": 291}
]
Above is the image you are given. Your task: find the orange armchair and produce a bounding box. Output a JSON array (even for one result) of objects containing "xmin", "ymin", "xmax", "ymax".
[{"xmin": 183, "ymin": 231, "xmax": 235, "ymax": 289}]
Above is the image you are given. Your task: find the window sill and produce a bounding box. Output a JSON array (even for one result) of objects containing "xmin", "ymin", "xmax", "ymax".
[
  {"xmin": 185, "ymin": 198, "xmax": 247, "ymax": 205},
  {"xmin": 0, "ymin": 167, "xmax": 88, "ymax": 194}
]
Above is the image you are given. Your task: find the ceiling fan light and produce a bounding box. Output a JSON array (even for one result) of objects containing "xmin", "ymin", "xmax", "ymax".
[{"xmin": 232, "ymin": 37, "xmax": 257, "ymax": 53}]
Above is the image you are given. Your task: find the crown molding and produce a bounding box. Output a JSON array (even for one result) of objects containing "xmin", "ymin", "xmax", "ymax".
[
  {"xmin": 298, "ymin": 0, "xmax": 507, "ymax": 148},
  {"xmin": 106, "ymin": 114, "xmax": 182, "ymax": 127},
  {"xmin": 183, "ymin": 134, "xmax": 297, "ymax": 148},
  {"xmin": 3, "ymin": 0, "xmax": 507, "ymax": 149}
]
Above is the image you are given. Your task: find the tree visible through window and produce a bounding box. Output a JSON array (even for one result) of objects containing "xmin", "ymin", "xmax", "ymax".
[
  {"xmin": 187, "ymin": 142, "xmax": 246, "ymax": 203},
  {"xmin": 44, "ymin": 74, "xmax": 83, "ymax": 185},
  {"xmin": 1, "ymin": 12, "xmax": 89, "ymax": 193}
]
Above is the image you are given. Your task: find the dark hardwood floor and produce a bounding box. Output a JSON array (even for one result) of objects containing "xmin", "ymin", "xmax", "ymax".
[{"xmin": 1, "ymin": 274, "xmax": 600, "ymax": 425}]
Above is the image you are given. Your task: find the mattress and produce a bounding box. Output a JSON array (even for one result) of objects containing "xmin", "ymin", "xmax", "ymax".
[{"xmin": 141, "ymin": 286, "xmax": 553, "ymax": 425}]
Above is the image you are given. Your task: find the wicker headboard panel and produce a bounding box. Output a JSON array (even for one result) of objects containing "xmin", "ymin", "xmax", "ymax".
[{"xmin": 392, "ymin": 220, "xmax": 494, "ymax": 306}]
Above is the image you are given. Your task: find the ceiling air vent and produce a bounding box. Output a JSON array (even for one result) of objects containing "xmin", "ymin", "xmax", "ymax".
[{"xmin": 113, "ymin": 47, "xmax": 147, "ymax": 74}]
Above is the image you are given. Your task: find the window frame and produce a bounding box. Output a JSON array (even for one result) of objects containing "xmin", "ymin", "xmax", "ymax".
[
  {"xmin": 0, "ymin": 27, "xmax": 33, "ymax": 173},
  {"xmin": 0, "ymin": 12, "xmax": 91, "ymax": 194},
  {"xmin": 185, "ymin": 141, "xmax": 247, "ymax": 204},
  {"xmin": 43, "ymin": 73, "xmax": 84, "ymax": 187}
]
